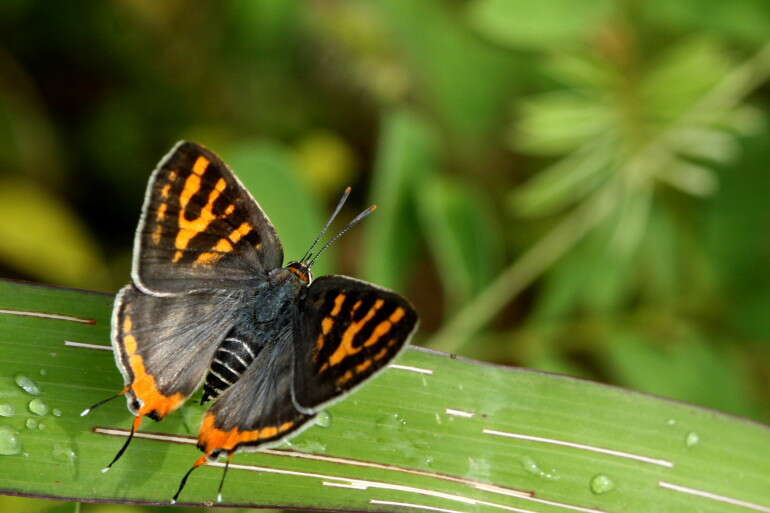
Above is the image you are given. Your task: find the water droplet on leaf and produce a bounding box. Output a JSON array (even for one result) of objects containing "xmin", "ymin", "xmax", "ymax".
[
  {"xmin": 182, "ymin": 406, "xmax": 205, "ymax": 434},
  {"xmin": 0, "ymin": 426, "xmax": 21, "ymax": 455},
  {"xmin": 590, "ymin": 474, "xmax": 615, "ymax": 494},
  {"xmin": 14, "ymin": 375, "xmax": 40, "ymax": 396},
  {"xmin": 685, "ymin": 431, "xmax": 700, "ymax": 447},
  {"xmin": 0, "ymin": 404, "xmax": 15, "ymax": 417},
  {"xmin": 28, "ymin": 398, "xmax": 49, "ymax": 416},
  {"xmin": 25, "ymin": 418, "xmax": 38, "ymax": 430},
  {"xmin": 467, "ymin": 457, "xmax": 492, "ymax": 480},
  {"xmin": 315, "ymin": 411, "xmax": 331, "ymax": 428},
  {"xmin": 520, "ymin": 456, "xmax": 558, "ymax": 480},
  {"xmin": 52, "ymin": 408, "xmax": 62, "ymax": 417},
  {"xmin": 286, "ymin": 439, "xmax": 327, "ymax": 453},
  {"xmin": 52, "ymin": 444, "xmax": 77, "ymax": 464}
]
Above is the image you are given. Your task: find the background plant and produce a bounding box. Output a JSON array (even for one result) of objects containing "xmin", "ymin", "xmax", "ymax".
[{"xmin": 1, "ymin": 1, "xmax": 769, "ymax": 511}]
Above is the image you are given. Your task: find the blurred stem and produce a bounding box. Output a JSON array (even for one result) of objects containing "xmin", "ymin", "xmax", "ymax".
[
  {"xmin": 428, "ymin": 185, "xmax": 617, "ymax": 353},
  {"xmin": 427, "ymin": 42, "xmax": 770, "ymax": 354}
]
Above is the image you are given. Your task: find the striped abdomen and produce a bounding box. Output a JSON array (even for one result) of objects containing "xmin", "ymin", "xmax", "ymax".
[{"xmin": 201, "ymin": 336, "xmax": 259, "ymax": 403}]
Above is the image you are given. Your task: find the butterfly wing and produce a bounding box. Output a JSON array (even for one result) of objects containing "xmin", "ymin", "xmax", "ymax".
[
  {"xmin": 133, "ymin": 141, "xmax": 283, "ymax": 296},
  {"xmin": 291, "ymin": 276, "xmax": 418, "ymax": 413},
  {"xmin": 112, "ymin": 284, "xmax": 248, "ymax": 420},
  {"xmin": 197, "ymin": 326, "xmax": 315, "ymax": 458}
]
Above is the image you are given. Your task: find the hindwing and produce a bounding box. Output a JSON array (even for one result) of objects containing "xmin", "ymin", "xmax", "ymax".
[
  {"xmin": 112, "ymin": 284, "xmax": 247, "ymax": 420},
  {"xmin": 198, "ymin": 327, "xmax": 315, "ymax": 458}
]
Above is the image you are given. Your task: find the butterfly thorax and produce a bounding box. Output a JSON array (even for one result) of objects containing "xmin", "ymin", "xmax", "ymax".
[{"xmin": 201, "ymin": 266, "xmax": 308, "ymax": 403}]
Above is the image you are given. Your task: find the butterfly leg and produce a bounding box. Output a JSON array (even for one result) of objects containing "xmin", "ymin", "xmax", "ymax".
[
  {"xmin": 101, "ymin": 415, "xmax": 143, "ymax": 473},
  {"xmin": 171, "ymin": 454, "xmax": 208, "ymax": 504},
  {"xmin": 216, "ymin": 453, "xmax": 234, "ymax": 503},
  {"xmin": 80, "ymin": 386, "xmax": 129, "ymax": 417}
]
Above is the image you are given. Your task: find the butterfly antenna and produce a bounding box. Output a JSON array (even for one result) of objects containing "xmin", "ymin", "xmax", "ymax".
[
  {"xmin": 308, "ymin": 204, "xmax": 377, "ymax": 268},
  {"xmin": 216, "ymin": 455, "xmax": 233, "ymax": 503},
  {"xmin": 101, "ymin": 415, "xmax": 142, "ymax": 473},
  {"xmin": 301, "ymin": 186, "xmax": 352, "ymax": 264},
  {"xmin": 171, "ymin": 455, "xmax": 208, "ymax": 504}
]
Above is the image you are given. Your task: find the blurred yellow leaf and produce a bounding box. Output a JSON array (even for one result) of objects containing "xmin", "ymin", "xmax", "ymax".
[
  {"xmin": 295, "ymin": 131, "xmax": 356, "ymax": 197},
  {"xmin": 0, "ymin": 178, "xmax": 109, "ymax": 289}
]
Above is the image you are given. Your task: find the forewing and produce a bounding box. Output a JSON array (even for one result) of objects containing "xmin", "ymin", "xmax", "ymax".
[
  {"xmin": 133, "ymin": 141, "xmax": 283, "ymax": 295},
  {"xmin": 112, "ymin": 284, "xmax": 247, "ymax": 419},
  {"xmin": 198, "ymin": 328, "xmax": 315, "ymax": 457},
  {"xmin": 292, "ymin": 276, "xmax": 418, "ymax": 413}
]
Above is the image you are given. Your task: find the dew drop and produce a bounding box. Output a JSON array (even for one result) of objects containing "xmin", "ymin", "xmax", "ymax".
[
  {"xmin": 25, "ymin": 418, "xmax": 38, "ymax": 430},
  {"xmin": 14, "ymin": 375, "xmax": 41, "ymax": 396},
  {"xmin": 286, "ymin": 439, "xmax": 327, "ymax": 453},
  {"xmin": 520, "ymin": 456, "xmax": 559, "ymax": 480},
  {"xmin": 52, "ymin": 408, "xmax": 62, "ymax": 417},
  {"xmin": 468, "ymin": 457, "xmax": 492, "ymax": 480},
  {"xmin": 376, "ymin": 412, "xmax": 406, "ymax": 430},
  {"xmin": 52, "ymin": 444, "xmax": 77, "ymax": 464},
  {"xmin": 28, "ymin": 398, "xmax": 49, "ymax": 416},
  {"xmin": 182, "ymin": 406, "xmax": 205, "ymax": 434},
  {"xmin": 590, "ymin": 474, "xmax": 615, "ymax": 494},
  {"xmin": 0, "ymin": 404, "xmax": 15, "ymax": 417},
  {"xmin": 521, "ymin": 456, "xmax": 538, "ymax": 474},
  {"xmin": 38, "ymin": 423, "xmax": 46, "ymax": 431},
  {"xmin": 685, "ymin": 431, "xmax": 700, "ymax": 447},
  {"xmin": 39, "ymin": 369, "xmax": 47, "ymax": 376},
  {"xmin": 315, "ymin": 411, "xmax": 331, "ymax": 428},
  {"xmin": 666, "ymin": 418, "xmax": 677, "ymax": 426},
  {"xmin": 0, "ymin": 426, "xmax": 21, "ymax": 455}
]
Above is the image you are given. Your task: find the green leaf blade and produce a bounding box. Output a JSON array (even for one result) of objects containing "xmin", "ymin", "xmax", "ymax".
[{"xmin": 0, "ymin": 280, "xmax": 768, "ymax": 512}]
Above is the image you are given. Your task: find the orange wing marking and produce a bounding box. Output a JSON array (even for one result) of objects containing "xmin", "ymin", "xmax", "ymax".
[
  {"xmin": 156, "ymin": 202, "xmax": 168, "ymax": 221},
  {"xmin": 172, "ymin": 170, "xmax": 229, "ymax": 262},
  {"xmin": 337, "ymin": 338, "xmax": 398, "ymax": 385},
  {"xmin": 198, "ymin": 413, "xmax": 294, "ymax": 456},
  {"xmin": 314, "ymin": 317, "xmax": 335, "ymax": 361},
  {"xmin": 327, "ymin": 299, "xmax": 384, "ymax": 366},
  {"xmin": 192, "ymin": 156, "xmax": 209, "ymax": 176},
  {"xmin": 330, "ymin": 294, "xmax": 346, "ymax": 316},
  {"xmin": 121, "ymin": 314, "xmax": 184, "ymax": 419},
  {"xmin": 194, "ymin": 221, "xmax": 253, "ymax": 265}
]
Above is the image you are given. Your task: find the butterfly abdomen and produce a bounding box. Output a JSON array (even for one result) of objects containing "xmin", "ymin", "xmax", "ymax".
[{"xmin": 201, "ymin": 336, "xmax": 260, "ymax": 403}]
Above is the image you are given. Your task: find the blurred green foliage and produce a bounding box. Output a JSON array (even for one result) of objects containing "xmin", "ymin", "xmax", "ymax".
[{"xmin": 1, "ymin": 0, "xmax": 769, "ymax": 511}]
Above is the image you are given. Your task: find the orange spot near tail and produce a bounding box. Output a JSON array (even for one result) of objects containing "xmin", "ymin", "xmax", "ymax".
[
  {"xmin": 198, "ymin": 413, "xmax": 294, "ymax": 456},
  {"xmin": 122, "ymin": 315, "xmax": 185, "ymax": 419}
]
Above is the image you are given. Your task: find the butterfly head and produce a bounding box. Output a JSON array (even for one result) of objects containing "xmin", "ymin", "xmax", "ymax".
[
  {"xmin": 286, "ymin": 261, "xmax": 312, "ymax": 284},
  {"xmin": 293, "ymin": 186, "xmax": 377, "ymax": 280}
]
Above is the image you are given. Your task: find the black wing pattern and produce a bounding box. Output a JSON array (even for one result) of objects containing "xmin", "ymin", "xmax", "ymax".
[
  {"xmin": 291, "ymin": 276, "xmax": 418, "ymax": 413},
  {"xmin": 132, "ymin": 141, "xmax": 283, "ymax": 295}
]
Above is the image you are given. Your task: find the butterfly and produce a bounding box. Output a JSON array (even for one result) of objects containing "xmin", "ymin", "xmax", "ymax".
[{"xmin": 83, "ymin": 141, "xmax": 418, "ymax": 503}]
